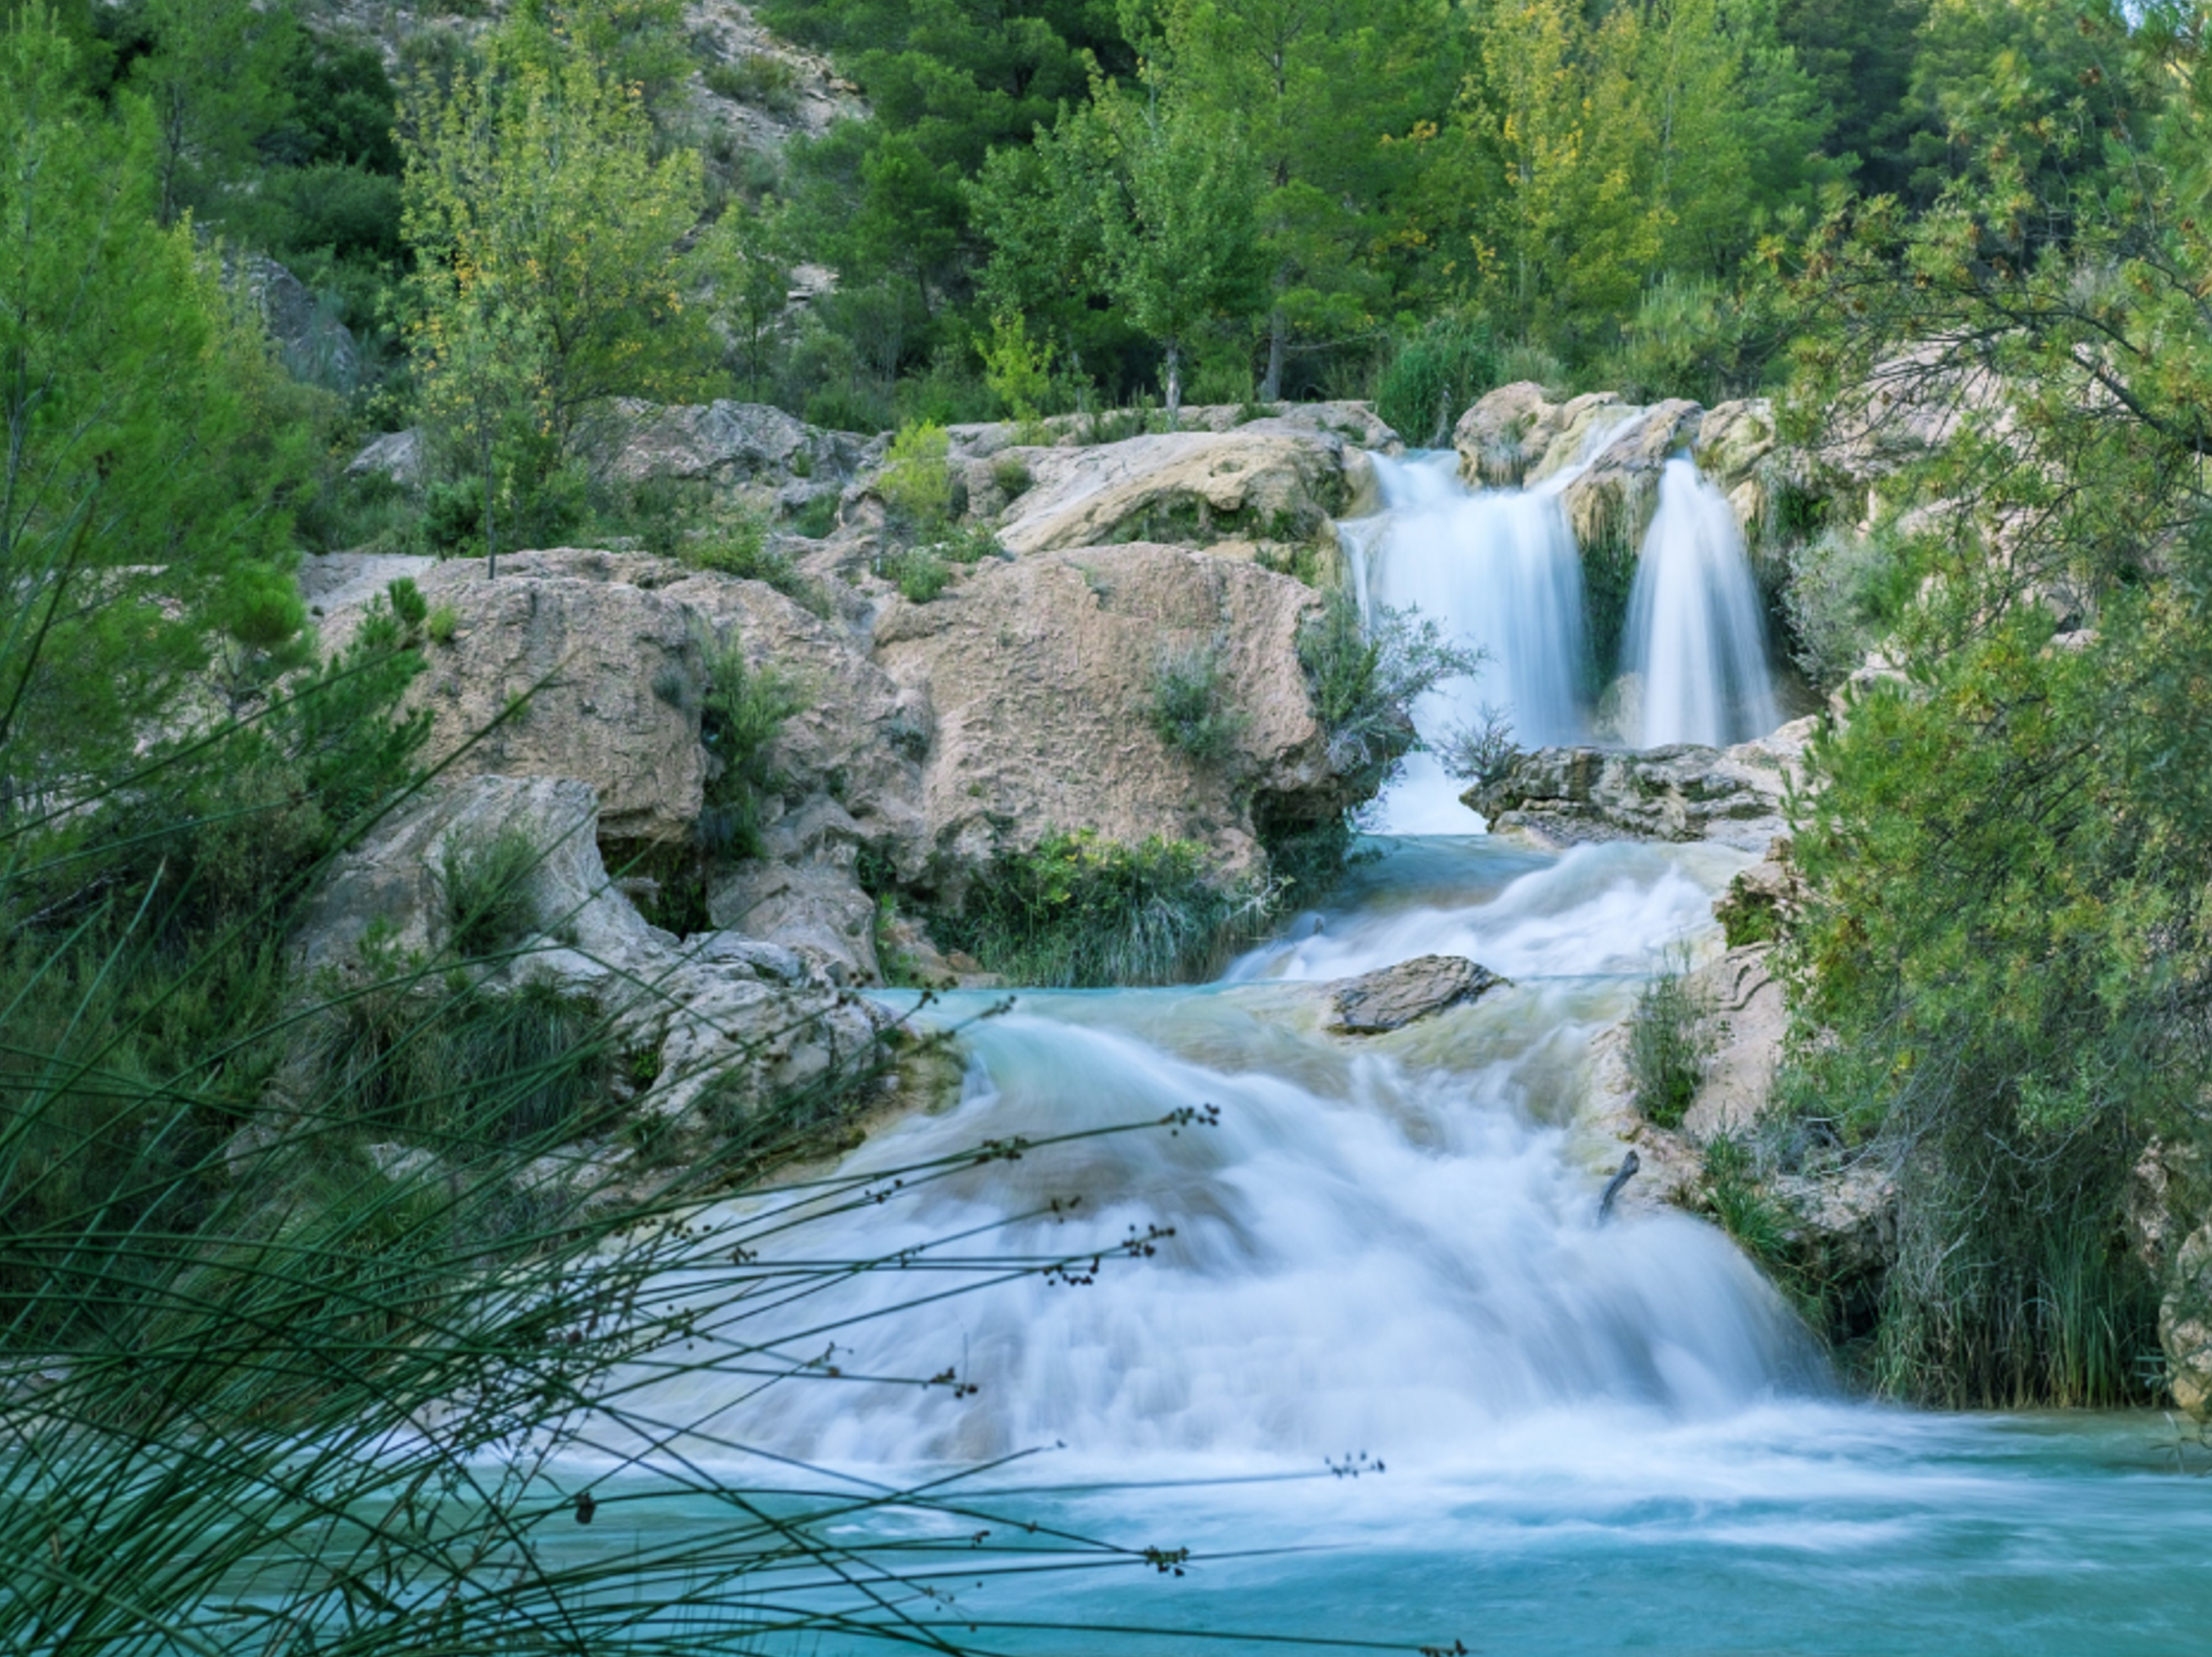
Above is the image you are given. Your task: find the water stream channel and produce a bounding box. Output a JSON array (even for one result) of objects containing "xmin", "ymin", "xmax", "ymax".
[{"xmin": 603, "ymin": 450, "xmax": 2212, "ymax": 1653}]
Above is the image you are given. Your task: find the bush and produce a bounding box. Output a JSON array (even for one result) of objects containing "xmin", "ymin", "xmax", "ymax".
[
  {"xmin": 1436, "ymin": 703, "xmax": 1521, "ymax": 792},
  {"xmin": 875, "ymin": 419, "xmax": 956, "ymax": 533},
  {"xmin": 1295, "ymin": 588, "xmax": 1479, "ymax": 797},
  {"xmin": 698, "ymin": 636, "xmax": 805, "ymax": 858},
  {"xmin": 1374, "ymin": 312, "xmax": 1498, "ymax": 447},
  {"xmin": 1783, "ymin": 524, "xmax": 1905, "ymax": 691},
  {"xmin": 1145, "ymin": 637, "xmax": 1249, "ymax": 765},
  {"xmin": 879, "ymin": 544, "xmax": 950, "ymax": 602},
  {"xmin": 437, "ymin": 824, "xmax": 543, "ymax": 957},
  {"xmin": 704, "ymin": 53, "xmax": 801, "ymax": 115},
  {"xmin": 931, "ymin": 831, "xmax": 1277, "ymax": 987},
  {"xmin": 1626, "ymin": 961, "xmax": 1712, "ymax": 1130}
]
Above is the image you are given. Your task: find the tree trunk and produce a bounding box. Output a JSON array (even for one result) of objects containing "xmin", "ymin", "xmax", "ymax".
[
  {"xmin": 1262, "ymin": 308, "xmax": 1286, "ymax": 402},
  {"xmin": 1164, "ymin": 340, "xmax": 1183, "ymax": 425}
]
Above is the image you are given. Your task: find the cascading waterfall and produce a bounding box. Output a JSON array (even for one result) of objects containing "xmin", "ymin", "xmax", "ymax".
[
  {"xmin": 1343, "ymin": 451, "xmax": 1600, "ymax": 832},
  {"xmin": 1621, "ymin": 457, "xmax": 1782, "ymax": 749}
]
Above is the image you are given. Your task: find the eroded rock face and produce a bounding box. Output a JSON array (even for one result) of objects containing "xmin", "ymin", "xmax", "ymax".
[
  {"xmin": 871, "ymin": 542, "xmax": 1335, "ymax": 887},
  {"xmin": 1327, "ymin": 955, "xmax": 1504, "ymax": 1035},
  {"xmin": 1678, "ymin": 945, "xmax": 1786, "ymax": 1138},
  {"xmin": 986, "ymin": 425, "xmax": 1357, "ymax": 557},
  {"xmin": 596, "ymin": 397, "xmax": 882, "ymax": 520},
  {"xmin": 317, "ymin": 553, "xmax": 711, "ymax": 844},
  {"xmin": 1467, "ymin": 717, "xmax": 1813, "ymax": 853},
  {"xmin": 292, "ymin": 775, "xmax": 893, "ymax": 1127},
  {"xmin": 2164, "ymin": 1223, "xmax": 2212, "ymax": 1419}
]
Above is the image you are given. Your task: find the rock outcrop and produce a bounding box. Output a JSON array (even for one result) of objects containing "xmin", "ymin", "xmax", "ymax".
[
  {"xmin": 597, "ymin": 398, "xmax": 882, "ymax": 520},
  {"xmin": 871, "ymin": 541, "xmax": 1337, "ymax": 887},
  {"xmin": 982, "ymin": 423, "xmax": 1360, "ymax": 558},
  {"xmin": 294, "ymin": 775, "xmax": 895, "ymax": 1127},
  {"xmin": 1677, "ymin": 945, "xmax": 1787, "ymax": 1137},
  {"xmin": 2162, "ymin": 1223, "xmax": 2212, "ymax": 1419},
  {"xmin": 316, "ymin": 552, "xmax": 711, "ymax": 844},
  {"xmin": 1468, "ymin": 716, "xmax": 1813, "ymax": 853},
  {"xmin": 1326, "ymin": 955, "xmax": 1504, "ymax": 1035}
]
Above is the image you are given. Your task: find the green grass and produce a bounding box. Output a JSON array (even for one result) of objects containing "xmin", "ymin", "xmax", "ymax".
[
  {"xmin": 1626, "ymin": 962, "xmax": 1712, "ymax": 1130},
  {"xmin": 698, "ymin": 633, "xmax": 806, "ymax": 858},
  {"xmin": 436, "ymin": 822, "xmax": 543, "ymax": 956},
  {"xmin": 929, "ymin": 830, "xmax": 1277, "ymax": 987}
]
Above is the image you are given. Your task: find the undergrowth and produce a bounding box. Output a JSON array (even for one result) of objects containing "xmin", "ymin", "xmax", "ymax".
[{"xmin": 930, "ymin": 830, "xmax": 1276, "ymax": 987}]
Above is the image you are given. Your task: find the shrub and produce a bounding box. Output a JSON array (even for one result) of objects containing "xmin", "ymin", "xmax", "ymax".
[
  {"xmin": 1295, "ymin": 588, "xmax": 1479, "ymax": 796},
  {"xmin": 705, "ymin": 53, "xmax": 801, "ymax": 115},
  {"xmin": 879, "ymin": 545, "xmax": 950, "ymax": 602},
  {"xmin": 1145, "ymin": 637, "xmax": 1249, "ymax": 765},
  {"xmin": 698, "ymin": 636, "xmax": 805, "ymax": 858},
  {"xmin": 1783, "ymin": 524, "xmax": 1905, "ymax": 691},
  {"xmin": 875, "ymin": 419, "xmax": 955, "ymax": 533},
  {"xmin": 1627, "ymin": 960, "xmax": 1712, "ymax": 1130},
  {"xmin": 436, "ymin": 823, "xmax": 543, "ymax": 957},
  {"xmin": 1436, "ymin": 703, "xmax": 1521, "ymax": 792},
  {"xmin": 990, "ymin": 453, "xmax": 1033, "ymax": 499},
  {"xmin": 931, "ymin": 831, "xmax": 1276, "ymax": 987},
  {"xmin": 1374, "ymin": 311, "xmax": 1498, "ymax": 447},
  {"xmin": 787, "ymin": 493, "xmax": 839, "ymax": 538}
]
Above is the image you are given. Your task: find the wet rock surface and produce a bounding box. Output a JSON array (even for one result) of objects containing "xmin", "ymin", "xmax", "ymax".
[{"xmin": 1326, "ymin": 955, "xmax": 1505, "ymax": 1035}]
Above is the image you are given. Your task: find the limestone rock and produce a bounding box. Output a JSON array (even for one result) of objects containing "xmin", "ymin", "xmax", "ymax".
[
  {"xmin": 870, "ymin": 542, "xmax": 1338, "ymax": 886},
  {"xmin": 1713, "ymin": 837, "xmax": 1802, "ymax": 948},
  {"xmin": 987, "ymin": 426, "xmax": 1356, "ymax": 557},
  {"xmin": 1326, "ymin": 955, "xmax": 1504, "ymax": 1034},
  {"xmin": 316, "ymin": 553, "xmax": 709, "ymax": 844},
  {"xmin": 1558, "ymin": 399, "xmax": 1704, "ymax": 553},
  {"xmin": 2164, "ymin": 1223, "xmax": 2212, "ymax": 1418},
  {"xmin": 2127, "ymin": 1139, "xmax": 2212, "ymax": 1277},
  {"xmin": 344, "ymin": 429, "xmax": 425, "ymax": 489},
  {"xmin": 232, "ymin": 254, "xmax": 359, "ymax": 388},
  {"xmin": 1678, "ymin": 945, "xmax": 1786, "ymax": 1138},
  {"xmin": 1768, "ymin": 1158, "xmax": 1899, "ymax": 1285},
  {"xmin": 1452, "ymin": 382, "xmax": 1574, "ymax": 487},
  {"xmin": 1468, "ymin": 717, "xmax": 1813, "ymax": 852},
  {"xmin": 299, "ymin": 551, "xmax": 436, "ymax": 614},
  {"xmin": 708, "ymin": 841, "xmax": 881, "ymax": 987},
  {"xmin": 662, "ymin": 569, "xmax": 929, "ymax": 876},
  {"xmin": 594, "ymin": 397, "xmax": 881, "ymax": 521},
  {"xmin": 292, "ymin": 773, "xmax": 892, "ymax": 1127}
]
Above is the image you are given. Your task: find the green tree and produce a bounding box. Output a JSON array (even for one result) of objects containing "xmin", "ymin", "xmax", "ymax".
[
  {"xmin": 398, "ymin": 23, "xmax": 708, "ymax": 458},
  {"xmin": 1, "ymin": 12, "xmax": 312, "ymax": 803},
  {"xmin": 124, "ymin": 0, "xmax": 301, "ymax": 228}
]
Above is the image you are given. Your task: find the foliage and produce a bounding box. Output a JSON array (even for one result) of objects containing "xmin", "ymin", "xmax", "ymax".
[
  {"xmin": 1295, "ymin": 590, "xmax": 1480, "ymax": 797},
  {"xmin": 1774, "ymin": 14, "xmax": 2212, "ymax": 1403},
  {"xmin": 879, "ymin": 545, "xmax": 949, "ymax": 602},
  {"xmin": 875, "ymin": 419, "xmax": 956, "ymax": 532},
  {"xmin": 931, "ymin": 830, "xmax": 1276, "ymax": 988},
  {"xmin": 1780, "ymin": 524, "xmax": 1904, "ymax": 691},
  {"xmin": 1145, "ymin": 637, "xmax": 1250, "ymax": 766},
  {"xmin": 705, "ymin": 51, "xmax": 799, "ymax": 114},
  {"xmin": 697, "ymin": 635, "xmax": 805, "ymax": 859},
  {"xmin": 1627, "ymin": 960, "xmax": 1714, "ymax": 1130},
  {"xmin": 1436, "ymin": 703, "xmax": 1521, "ymax": 793},
  {"xmin": 1374, "ymin": 312, "xmax": 1498, "ymax": 448},
  {"xmin": 0, "ymin": 15, "xmax": 321, "ymax": 798},
  {"xmin": 436, "ymin": 824, "xmax": 545, "ymax": 957}
]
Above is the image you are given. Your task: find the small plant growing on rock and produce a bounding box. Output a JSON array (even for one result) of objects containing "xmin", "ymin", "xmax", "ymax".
[
  {"xmin": 437, "ymin": 824, "xmax": 544, "ymax": 957},
  {"xmin": 1295, "ymin": 589, "xmax": 1481, "ymax": 795},
  {"xmin": 1145, "ymin": 636, "xmax": 1249, "ymax": 765},
  {"xmin": 875, "ymin": 420, "xmax": 956, "ymax": 534},
  {"xmin": 990, "ymin": 453, "xmax": 1033, "ymax": 499},
  {"xmin": 1627, "ymin": 957, "xmax": 1714, "ymax": 1130},
  {"xmin": 879, "ymin": 545, "xmax": 950, "ymax": 603},
  {"xmin": 698, "ymin": 636, "xmax": 806, "ymax": 859},
  {"xmin": 1438, "ymin": 703, "xmax": 1522, "ymax": 793}
]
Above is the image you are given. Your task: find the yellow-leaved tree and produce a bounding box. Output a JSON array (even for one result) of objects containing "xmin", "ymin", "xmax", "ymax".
[{"xmin": 400, "ymin": 10, "xmax": 721, "ymax": 560}]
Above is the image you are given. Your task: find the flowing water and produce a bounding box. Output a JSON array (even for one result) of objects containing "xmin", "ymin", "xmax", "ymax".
[
  {"xmin": 1621, "ymin": 459, "xmax": 1783, "ymax": 749},
  {"xmin": 589, "ymin": 453, "xmax": 2210, "ymax": 1653}
]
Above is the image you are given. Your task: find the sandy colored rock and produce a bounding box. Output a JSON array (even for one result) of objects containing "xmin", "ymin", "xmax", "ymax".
[
  {"xmin": 292, "ymin": 773, "xmax": 891, "ymax": 1127},
  {"xmin": 595, "ymin": 397, "xmax": 881, "ymax": 519},
  {"xmin": 989, "ymin": 426, "xmax": 1356, "ymax": 557},
  {"xmin": 871, "ymin": 542, "xmax": 1337, "ymax": 887},
  {"xmin": 1679, "ymin": 945, "xmax": 1786, "ymax": 1138},
  {"xmin": 317, "ymin": 553, "xmax": 709, "ymax": 844},
  {"xmin": 1327, "ymin": 955, "xmax": 1505, "ymax": 1034},
  {"xmin": 1452, "ymin": 382, "xmax": 1579, "ymax": 487},
  {"xmin": 1558, "ymin": 399, "xmax": 1704, "ymax": 552},
  {"xmin": 2163, "ymin": 1223, "xmax": 2212, "ymax": 1418}
]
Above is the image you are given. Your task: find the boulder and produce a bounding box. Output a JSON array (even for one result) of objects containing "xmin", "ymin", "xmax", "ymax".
[
  {"xmin": 1467, "ymin": 717, "xmax": 1813, "ymax": 852},
  {"xmin": 299, "ymin": 551, "xmax": 436, "ymax": 614},
  {"xmin": 2163, "ymin": 1223, "xmax": 2212, "ymax": 1418},
  {"xmin": 292, "ymin": 774, "xmax": 893, "ymax": 1128},
  {"xmin": 315, "ymin": 553, "xmax": 709, "ymax": 844},
  {"xmin": 870, "ymin": 542, "xmax": 1338, "ymax": 887},
  {"xmin": 1558, "ymin": 399, "xmax": 1704, "ymax": 554},
  {"xmin": 593, "ymin": 398, "xmax": 882, "ymax": 520},
  {"xmin": 1327, "ymin": 955, "xmax": 1505, "ymax": 1034},
  {"xmin": 1767, "ymin": 1157, "xmax": 1899, "ymax": 1286},
  {"xmin": 987, "ymin": 426, "xmax": 1356, "ymax": 557},
  {"xmin": 708, "ymin": 855, "xmax": 880, "ymax": 987},
  {"xmin": 344, "ymin": 429, "xmax": 425, "ymax": 489},
  {"xmin": 1452, "ymin": 382, "xmax": 1580, "ymax": 487},
  {"xmin": 232, "ymin": 253, "xmax": 360, "ymax": 388}
]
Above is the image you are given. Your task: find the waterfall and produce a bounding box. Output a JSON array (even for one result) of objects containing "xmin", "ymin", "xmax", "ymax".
[
  {"xmin": 1620, "ymin": 458, "xmax": 1781, "ymax": 749},
  {"xmin": 1343, "ymin": 452, "xmax": 1598, "ymax": 832}
]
